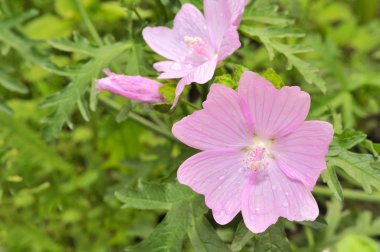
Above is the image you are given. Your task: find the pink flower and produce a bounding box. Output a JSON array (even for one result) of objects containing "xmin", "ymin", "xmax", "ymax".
[
  {"xmin": 172, "ymin": 71, "xmax": 334, "ymax": 233},
  {"xmin": 142, "ymin": 0, "xmax": 248, "ymax": 107},
  {"xmin": 96, "ymin": 69, "xmax": 165, "ymax": 104}
]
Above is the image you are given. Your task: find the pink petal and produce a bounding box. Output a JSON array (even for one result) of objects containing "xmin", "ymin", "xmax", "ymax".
[
  {"xmin": 96, "ymin": 70, "xmax": 164, "ymax": 104},
  {"xmin": 228, "ymin": 0, "xmax": 249, "ymax": 26},
  {"xmin": 173, "ymin": 4, "xmax": 211, "ymax": 45},
  {"xmin": 238, "ymin": 71, "xmax": 311, "ymax": 140},
  {"xmin": 142, "ymin": 27, "xmax": 188, "ymax": 62},
  {"xmin": 172, "ymin": 84, "xmax": 252, "ymax": 150},
  {"xmin": 217, "ymin": 25, "xmax": 241, "ymax": 63},
  {"xmin": 153, "ymin": 61, "xmax": 193, "ymax": 79},
  {"xmin": 171, "ymin": 58, "xmax": 217, "ymax": 108},
  {"xmin": 204, "ymin": 0, "xmax": 231, "ymax": 49},
  {"xmin": 241, "ymin": 159, "xmax": 319, "ymax": 233},
  {"xmin": 271, "ymin": 121, "xmax": 334, "ymax": 189},
  {"xmin": 177, "ymin": 150, "xmax": 247, "ymax": 225}
]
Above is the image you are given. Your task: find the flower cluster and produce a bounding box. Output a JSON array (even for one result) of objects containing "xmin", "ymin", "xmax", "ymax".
[{"xmin": 96, "ymin": 0, "xmax": 333, "ymax": 233}]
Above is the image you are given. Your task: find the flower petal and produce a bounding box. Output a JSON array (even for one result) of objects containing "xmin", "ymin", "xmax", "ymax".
[
  {"xmin": 217, "ymin": 26, "xmax": 241, "ymax": 62},
  {"xmin": 171, "ymin": 58, "xmax": 217, "ymax": 108},
  {"xmin": 204, "ymin": 0, "xmax": 231, "ymax": 49},
  {"xmin": 271, "ymin": 121, "xmax": 334, "ymax": 189},
  {"xmin": 142, "ymin": 27, "xmax": 188, "ymax": 62},
  {"xmin": 238, "ymin": 71, "xmax": 311, "ymax": 140},
  {"xmin": 173, "ymin": 4, "xmax": 211, "ymax": 45},
  {"xmin": 241, "ymin": 160, "xmax": 319, "ymax": 233},
  {"xmin": 172, "ymin": 83, "xmax": 252, "ymax": 150},
  {"xmin": 228, "ymin": 0, "xmax": 249, "ymax": 26},
  {"xmin": 154, "ymin": 61, "xmax": 194, "ymax": 79},
  {"xmin": 177, "ymin": 150, "xmax": 247, "ymax": 224}
]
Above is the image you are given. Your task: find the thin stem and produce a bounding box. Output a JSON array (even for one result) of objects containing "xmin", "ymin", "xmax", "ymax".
[
  {"xmin": 313, "ymin": 186, "xmax": 380, "ymax": 203},
  {"xmin": 73, "ymin": 0, "xmax": 103, "ymax": 45},
  {"xmin": 99, "ymin": 97, "xmax": 177, "ymax": 142}
]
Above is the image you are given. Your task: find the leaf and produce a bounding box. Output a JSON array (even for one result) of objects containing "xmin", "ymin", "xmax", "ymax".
[
  {"xmin": 299, "ymin": 216, "xmax": 328, "ymax": 230},
  {"xmin": 116, "ymin": 102, "xmax": 132, "ymax": 123},
  {"xmin": 188, "ymin": 199, "xmax": 231, "ymax": 252},
  {"xmin": 253, "ymin": 221, "xmax": 291, "ymax": 252},
  {"xmin": 240, "ymin": 2, "xmax": 326, "ymax": 92},
  {"xmin": 115, "ymin": 181, "xmax": 195, "ymax": 210},
  {"xmin": 22, "ymin": 14, "xmax": 72, "ymax": 40},
  {"xmin": 41, "ymin": 42, "xmax": 130, "ymax": 140},
  {"xmin": 0, "ymin": 99, "xmax": 13, "ymax": 114},
  {"xmin": 261, "ymin": 68, "xmax": 285, "ymax": 89},
  {"xmin": 188, "ymin": 217, "xmax": 231, "ymax": 252},
  {"xmin": 125, "ymin": 201, "xmax": 191, "ymax": 252},
  {"xmin": 214, "ymin": 74, "xmax": 236, "ymax": 89},
  {"xmin": 0, "ymin": 71, "xmax": 29, "ymax": 94},
  {"xmin": 322, "ymin": 164, "xmax": 344, "ymax": 201},
  {"xmin": 328, "ymin": 150, "xmax": 380, "ymax": 193},
  {"xmin": 231, "ymin": 221, "xmax": 254, "ymax": 252},
  {"xmin": 329, "ymin": 129, "xmax": 367, "ymax": 156},
  {"xmin": 159, "ymin": 84, "xmax": 176, "ymax": 105}
]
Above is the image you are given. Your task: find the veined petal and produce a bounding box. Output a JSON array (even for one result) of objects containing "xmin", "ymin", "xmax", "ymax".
[
  {"xmin": 173, "ymin": 4, "xmax": 211, "ymax": 45},
  {"xmin": 228, "ymin": 0, "xmax": 249, "ymax": 26},
  {"xmin": 241, "ymin": 160, "xmax": 319, "ymax": 233},
  {"xmin": 177, "ymin": 150, "xmax": 247, "ymax": 225},
  {"xmin": 142, "ymin": 27, "xmax": 188, "ymax": 62},
  {"xmin": 154, "ymin": 61, "xmax": 194, "ymax": 79},
  {"xmin": 171, "ymin": 58, "xmax": 217, "ymax": 108},
  {"xmin": 271, "ymin": 121, "xmax": 334, "ymax": 189},
  {"xmin": 172, "ymin": 83, "xmax": 252, "ymax": 150},
  {"xmin": 204, "ymin": 0, "xmax": 231, "ymax": 49},
  {"xmin": 217, "ymin": 26, "xmax": 241, "ymax": 63},
  {"xmin": 238, "ymin": 71, "xmax": 310, "ymax": 140}
]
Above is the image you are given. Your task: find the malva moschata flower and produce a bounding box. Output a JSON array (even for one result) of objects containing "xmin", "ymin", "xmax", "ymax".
[
  {"xmin": 96, "ymin": 69, "xmax": 165, "ymax": 104},
  {"xmin": 143, "ymin": 0, "xmax": 248, "ymax": 107},
  {"xmin": 172, "ymin": 71, "xmax": 334, "ymax": 233}
]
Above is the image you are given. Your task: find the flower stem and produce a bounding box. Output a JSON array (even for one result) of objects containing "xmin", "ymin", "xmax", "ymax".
[
  {"xmin": 73, "ymin": 0, "xmax": 103, "ymax": 45},
  {"xmin": 99, "ymin": 97, "xmax": 177, "ymax": 142},
  {"xmin": 313, "ymin": 186, "xmax": 380, "ymax": 203}
]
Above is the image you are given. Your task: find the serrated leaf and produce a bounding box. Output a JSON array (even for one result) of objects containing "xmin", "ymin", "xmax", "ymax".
[
  {"xmin": 125, "ymin": 201, "xmax": 190, "ymax": 252},
  {"xmin": 231, "ymin": 221, "xmax": 254, "ymax": 252},
  {"xmin": 261, "ymin": 68, "xmax": 285, "ymax": 89},
  {"xmin": 115, "ymin": 181, "xmax": 195, "ymax": 210},
  {"xmin": 328, "ymin": 150, "xmax": 380, "ymax": 193},
  {"xmin": 299, "ymin": 216, "xmax": 328, "ymax": 230},
  {"xmin": 322, "ymin": 165, "xmax": 343, "ymax": 201},
  {"xmin": 253, "ymin": 221, "xmax": 291, "ymax": 252},
  {"xmin": 188, "ymin": 199, "xmax": 231, "ymax": 252},
  {"xmin": 0, "ymin": 71, "xmax": 28, "ymax": 94},
  {"xmin": 232, "ymin": 64, "xmax": 249, "ymax": 82},
  {"xmin": 214, "ymin": 74, "xmax": 236, "ymax": 89}
]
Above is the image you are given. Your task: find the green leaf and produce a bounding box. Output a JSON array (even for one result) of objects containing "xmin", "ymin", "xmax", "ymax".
[
  {"xmin": 329, "ymin": 129, "xmax": 367, "ymax": 156},
  {"xmin": 22, "ymin": 14, "xmax": 72, "ymax": 40},
  {"xmin": 232, "ymin": 64, "xmax": 249, "ymax": 82},
  {"xmin": 299, "ymin": 216, "xmax": 328, "ymax": 230},
  {"xmin": 0, "ymin": 71, "xmax": 29, "ymax": 94},
  {"xmin": 253, "ymin": 221, "xmax": 291, "ymax": 252},
  {"xmin": 328, "ymin": 150, "xmax": 380, "ymax": 193},
  {"xmin": 188, "ymin": 216, "xmax": 231, "ymax": 252},
  {"xmin": 214, "ymin": 74, "xmax": 236, "ymax": 89},
  {"xmin": 231, "ymin": 221, "xmax": 254, "ymax": 252},
  {"xmin": 261, "ymin": 68, "xmax": 285, "ymax": 89},
  {"xmin": 116, "ymin": 102, "xmax": 132, "ymax": 123},
  {"xmin": 115, "ymin": 181, "xmax": 195, "ymax": 210},
  {"xmin": 159, "ymin": 84, "xmax": 175, "ymax": 105},
  {"xmin": 322, "ymin": 165, "xmax": 344, "ymax": 201},
  {"xmin": 0, "ymin": 99, "xmax": 13, "ymax": 114},
  {"xmin": 125, "ymin": 201, "xmax": 191, "ymax": 252}
]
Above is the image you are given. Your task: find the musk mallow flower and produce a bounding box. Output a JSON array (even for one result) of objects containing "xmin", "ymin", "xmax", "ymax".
[
  {"xmin": 96, "ymin": 69, "xmax": 165, "ymax": 104},
  {"xmin": 142, "ymin": 0, "xmax": 248, "ymax": 107},
  {"xmin": 172, "ymin": 71, "xmax": 334, "ymax": 233}
]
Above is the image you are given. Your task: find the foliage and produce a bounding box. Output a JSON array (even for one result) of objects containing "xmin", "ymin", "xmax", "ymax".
[{"xmin": 0, "ymin": 0, "xmax": 379, "ymax": 251}]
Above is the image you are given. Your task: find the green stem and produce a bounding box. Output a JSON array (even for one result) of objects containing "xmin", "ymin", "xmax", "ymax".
[
  {"xmin": 73, "ymin": 0, "xmax": 103, "ymax": 45},
  {"xmin": 99, "ymin": 97, "xmax": 177, "ymax": 142},
  {"xmin": 313, "ymin": 186, "xmax": 380, "ymax": 203}
]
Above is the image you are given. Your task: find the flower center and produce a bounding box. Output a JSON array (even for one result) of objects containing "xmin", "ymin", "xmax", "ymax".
[
  {"xmin": 183, "ymin": 36, "xmax": 212, "ymax": 61},
  {"xmin": 241, "ymin": 140, "xmax": 272, "ymax": 174}
]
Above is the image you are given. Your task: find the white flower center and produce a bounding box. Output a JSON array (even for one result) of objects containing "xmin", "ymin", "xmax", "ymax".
[
  {"xmin": 183, "ymin": 36, "xmax": 203, "ymax": 47},
  {"xmin": 241, "ymin": 139, "xmax": 273, "ymax": 174}
]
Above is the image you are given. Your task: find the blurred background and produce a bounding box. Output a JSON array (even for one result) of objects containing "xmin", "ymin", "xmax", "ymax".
[{"xmin": 0, "ymin": 0, "xmax": 379, "ymax": 251}]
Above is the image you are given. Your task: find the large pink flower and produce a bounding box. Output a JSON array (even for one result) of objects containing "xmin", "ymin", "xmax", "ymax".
[
  {"xmin": 96, "ymin": 70, "xmax": 165, "ymax": 104},
  {"xmin": 143, "ymin": 0, "xmax": 248, "ymax": 107},
  {"xmin": 172, "ymin": 71, "xmax": 334, "ymax": 233}
]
